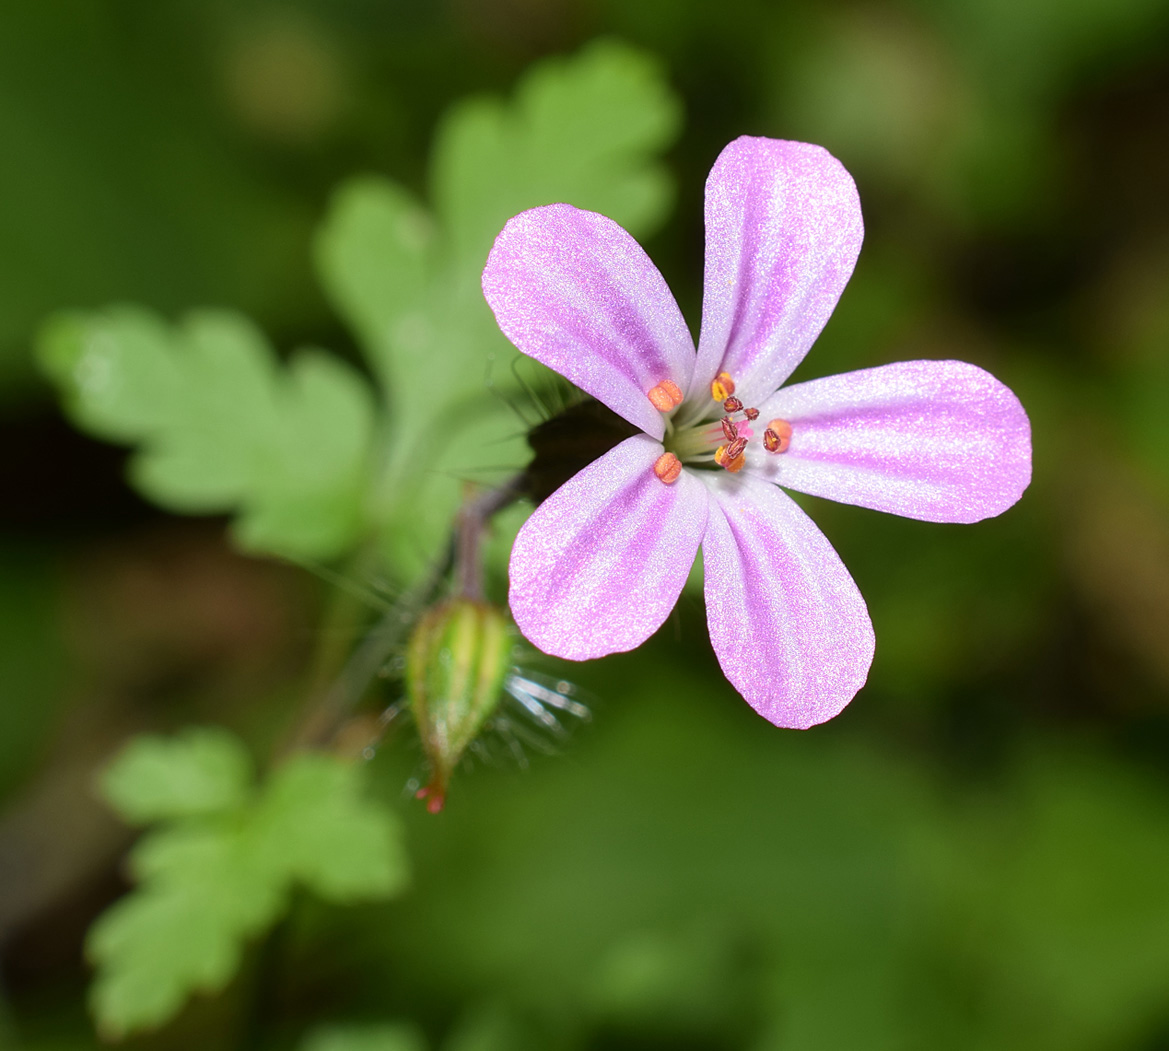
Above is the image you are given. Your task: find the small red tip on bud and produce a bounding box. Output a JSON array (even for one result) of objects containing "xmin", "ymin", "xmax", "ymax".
[
  {"xmin": 647, "ymin": 380, "xmax": 684, "ymax": 412},
  {"xmin": 723, "ymin": 396, "xmax": 744, "ymax": 413},
  {"xmin": 653, "ymin": 452, "xmax": 683, "ymax": 484},
  {"xmin": 407, "ymin": 599, "xmax": 511, "ymax": 814},
  {"xmin": 744, "ymin": 407, "xmax": 760, "ymax": 421},
  {"xmin": 764, "ymin": 418, "xmax": 793, "ymax": 454},
  {"xmin": 415, "ymin": 784, "xmax": 447, "ymax": 814},
  {"xmin": 720, "ymin": 416, "xmax": 739, "ymax": 442},
  {"xmin": 711, "ymin": 372, "xmax": 736, "ymax": 401}
]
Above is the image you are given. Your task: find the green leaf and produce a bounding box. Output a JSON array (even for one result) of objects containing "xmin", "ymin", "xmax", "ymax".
[
  {"xmin": 300, "ymin": 1023, "xmax": 428, "ymax": 1051},
  {"xmin": 253, "ymin": 754, "xmax": 411, "ymax": 902},
  {"xmin": 99, "ymin": 728, "xmax": 254, "ymax": 825},
  {"xmin": 313, "ymin": 178, "xmax": 437, "ymax": 395},
  {"xmin": 88, "ymin": 737, "xmax": 409, "ymax": 1039},
  {"xmin": 36, "ymin": 306, "xmax": 376, "ymax": 560},
  {"xmin": 88, "ymin": 820, "xmax": 283, "ymax": 1040},
  {"xmin": 432, "ymin": 38, "xmax": 681, "ymax": 265},
  {"xmin": 313, "ymin": 43, "xmax": 680, "ymax": 581}
]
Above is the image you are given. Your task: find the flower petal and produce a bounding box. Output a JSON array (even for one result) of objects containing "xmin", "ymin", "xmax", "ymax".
[
  {"xmin": 702, "ymin": 474, "xmax": 874, "ymax": 728},
  {"xmin": 509, "ymin": 434, "xmax": 708, "ymax": 660},
  {"xmin": 483, "ymin": 204, "xmax": 696, "ymax": 439},
  {"xmin": 694, "ymin": 137, "xmax": 863, "ymax": 407},
  {"xmin": 750, "ymin": 360, "xmax": 1032, "ymax": 523}
]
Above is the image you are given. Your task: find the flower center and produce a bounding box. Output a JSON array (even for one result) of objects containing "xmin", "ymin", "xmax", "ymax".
[{"xmin": 648, "ymin": 371, "xmax": 793, "ymax": 484}]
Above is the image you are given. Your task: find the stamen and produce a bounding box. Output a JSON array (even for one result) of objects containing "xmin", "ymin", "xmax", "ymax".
[
  {"xmin": 710, "ymin": 372, "xmax": 735, "ymax": 401},
  {"xmin": 720, "ymin": 417, "xmax": 739, "ymax": 442},
  {"xmin": 723, "ymin": 396, "xmax": 743, "ymax": 413},
  {"xmin": 763, "ymin": 418, "xmax": 793, "ymax": 454},
  {"xmin": 744, "ymin": 407, "xmax": 760, "ymax": 421},
  {"xmin": 653, "ymin": 452, "xmax": 683, "ymax": 484},
  {"xmin": 726, "ymin": 436, "xmax": 748, "ymax": 461},
  {"xmin": 714, "ymin": 444, "xmax": 746, "ymax": 473},
  {"xmin": 647, "ymin": 380, "xmax": 683, "ymax": 412}
]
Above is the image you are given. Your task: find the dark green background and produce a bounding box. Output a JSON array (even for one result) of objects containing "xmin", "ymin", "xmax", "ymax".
[{"xmin": 2, "ymin": 0, "xmax": 1169, "ymax": 1048}]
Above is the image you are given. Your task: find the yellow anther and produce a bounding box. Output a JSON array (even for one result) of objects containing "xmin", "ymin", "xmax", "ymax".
[
  {"xmin": 764, "ymin": 418, "xmax": 793, "ymax": 454},
  {"xmin": 647, "ymin": 379, "xmax": 684, "ymax": 412},
  {"xmin": 653, "ymin": 452, "xmax": 683, "ymax": 484},
  {"xmin": 711, "ymin": 372, "xmax": 736, "ymax": 401}
]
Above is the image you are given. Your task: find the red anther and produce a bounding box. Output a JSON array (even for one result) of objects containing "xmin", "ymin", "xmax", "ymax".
[
  {"xmin": 653, "ymin": 452, "xmax": 683, "ymax": 484},
  {"xmin": 744, "ymin": 407, "xmax": 760, "ymax": 421},
  {"xmin": 723, "ymin": 396, "xmax": 744, "ymax": 413},
  {"xmin": 720, "ymin": 416, "xmax": 739, "ymax": 442},
  {"xmin": 648, "ymin": 380, "xmax": 683, "ymax": 412},
  {"xmin": 726, "ymin": 436, "xmax": 748, "ymax": 461},
  {"xmin": 763, "ymin": 429, "xmax": 780, "ymax": 452}
]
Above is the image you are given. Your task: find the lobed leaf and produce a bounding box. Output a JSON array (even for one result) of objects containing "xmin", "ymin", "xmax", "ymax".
[
  {"xmin": 36, "ymin": 306, "xmax": 376, "ymax": 560},
  {"xmin": 89, "ymin": 738, "xmax": 409, "ymax": 1039},
  {"xmin": 253, "ymin": 753, "xmax": 411, "ymax": 902},
  {"xmin": 99, "ymin": 727, "xmax": 253, "ymax": 825},
  {"xmin": 432, "ymin": 38, "xmax": 681, "ymax": 266},
  {"xmin": 314, "ymin": 42, "xmax": 680, "ymax": 581},
  {"xmin": 313, "ymin": 178, "xmax": 436, "ymax": 395},
  {"xmin": 88, "ymin": 821, "xmax": 283, "ymax": 1040}
]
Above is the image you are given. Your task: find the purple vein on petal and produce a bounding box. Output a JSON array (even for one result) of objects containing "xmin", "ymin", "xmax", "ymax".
[
  {"xmin": 750, "ymin": 359, "xmax": 1032, "ymax": 523},
  {"xmin": 701, "ymin": 474, "xmax": 874, "ymax": 729},
  {"xmin": 509, "ymin": 435, "xmax": 708, "ymax": 661},
  {"xmin": 483, "ymin": 205, "xmax": 696, "ymax": 438},
  {"xmin": 694, "ymin": 137, "xmax": 864, "ymax": 407}
]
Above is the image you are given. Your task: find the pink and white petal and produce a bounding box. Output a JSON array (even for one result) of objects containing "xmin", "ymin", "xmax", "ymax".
[
  {"xmin": 702, "ymin": 475, "xmax": 874, "ymax": 728},
  {"xmin": 693, "ymin": 137, "xmax": 864, "ymax": 408},
  {"xmin": 483, "ymin": 204, "xmax": 696, "ymax": 440},
  {"xmin": 749, "ymin": 360, "xmax": 1032, "ymax": 523},
  {"xmin": 509, "ymin": 434, "xmax": 708, "ymax": 661}
]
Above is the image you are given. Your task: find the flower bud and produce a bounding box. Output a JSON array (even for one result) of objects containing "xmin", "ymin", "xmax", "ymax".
[{"xmin": 406, "ymin": 599, "xmax": 512, "ymax": 812}]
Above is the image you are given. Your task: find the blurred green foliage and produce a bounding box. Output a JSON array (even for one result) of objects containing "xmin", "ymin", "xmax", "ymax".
[
  {"xmin": 89, "ymin": 730, "xmax": 407, "ymax": 1039},
  {"xmin": 300, "ymin": 1025, "xmax": 427, "ymax": 1051},
  {"xmin": 38, "ymin": 307, "xmax": 377, "ymax": 560},
  {"xmin": 2, "ymin": 0, "xmax": 1169, "ymax": 1049}
]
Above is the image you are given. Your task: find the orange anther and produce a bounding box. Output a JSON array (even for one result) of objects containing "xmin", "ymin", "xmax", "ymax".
[
  {"xmin": 647, "ymin": 380, "xmax": 684, "ymax": 412},
  {"xmin": 711, "ymin": 372, "xmax": 736, "ymax": 401},
  {"xmin": 715, "ymin": 443, "xmax": 745, "ymax": 473},
  {"xmin": 653, "ymin": 452, "xmax": 683, "ymax": 484},
  {"xmin": 764, "ymin": 418, "xmax": 793, "ymax": 454}
]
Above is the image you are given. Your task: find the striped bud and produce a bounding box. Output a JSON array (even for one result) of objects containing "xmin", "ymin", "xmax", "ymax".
[{"xmin": 406, "ymin": 599, "xmax": 511, "ymax": 812}]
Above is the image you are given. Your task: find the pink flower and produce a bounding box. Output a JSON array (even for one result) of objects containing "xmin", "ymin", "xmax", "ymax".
[{"xmin": 481, "ymin": 136, "xmax": 1031, "ymax": 728}]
